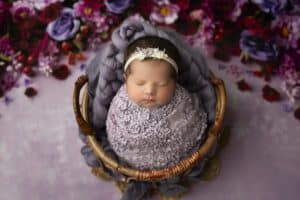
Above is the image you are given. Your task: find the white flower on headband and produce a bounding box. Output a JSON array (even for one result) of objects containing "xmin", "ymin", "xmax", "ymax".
[
  {"xmin": 124, "ymin": 47, "xmax": 178, "ymax": 74},
  {"xmin": 135, "ymin": 47, "xmax": 167, "ymax": 59}
]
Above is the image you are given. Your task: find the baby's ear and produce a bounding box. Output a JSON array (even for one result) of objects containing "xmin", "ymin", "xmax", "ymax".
[{"xmin": 123, "ymin": 73, "xmax": 127, "ymax": 81}]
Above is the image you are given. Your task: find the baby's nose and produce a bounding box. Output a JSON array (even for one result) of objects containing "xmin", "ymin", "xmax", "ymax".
[{"xmin": 144, "ymin": 85, "xmax": 155, "ymax": 96}]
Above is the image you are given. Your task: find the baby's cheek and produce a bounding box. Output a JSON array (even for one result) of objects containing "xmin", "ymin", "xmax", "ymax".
[
  {"xmin": 127, "ymin": 86, "xmax": 143, "ymax": 102},
  {"xmin": 157, "ymin": 88, "xmax": 175, "ymax": 104}
]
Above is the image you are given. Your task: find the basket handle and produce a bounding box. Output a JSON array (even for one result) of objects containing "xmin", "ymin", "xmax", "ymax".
[{"xmin": 72, "ymin": 75, "xmax": 93, "ymax": 136}]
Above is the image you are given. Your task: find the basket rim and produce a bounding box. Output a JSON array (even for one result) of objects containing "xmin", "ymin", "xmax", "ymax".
[{"xmin": 73, "ymin": 72, "xmax": 226, "ymax": 181}]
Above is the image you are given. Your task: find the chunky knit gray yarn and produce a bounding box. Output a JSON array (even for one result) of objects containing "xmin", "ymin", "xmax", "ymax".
[{"xmin": 87, "ymin": 17, "xmax": 216, "ymax": 134}]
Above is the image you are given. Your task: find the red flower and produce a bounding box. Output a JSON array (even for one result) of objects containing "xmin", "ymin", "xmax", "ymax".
[
  {"xmin": 262, "ymin": 84, "xmax": 281, "ymax": 102},
  {"xmin": 175, "ymin": 12, "xmax": 198, "ymax": 35},
  {"xmin": 171, "ymin": 0, "xmax": 190, "ymax": 11},
  {"xmin": 242, "ymin": 16, "xmax": 261, "ymax": 30},
  {"xmin": 237, "ymin": 79, "xmax": 252, "ymax": 91},
  {"xmin": 133, "ymin": 0, "xmax": 154, "ymax": 17},
  {"xmin": 0, "ymin": 87, "xmax": 4, "ymax": 98},
  {"xmin": 0, "ymin": 2, "xmax": 12, "ymax": 37},
  {"xmin": 14, "ymin": 40, "xmax": 30, "ymax": 52},
  {"xmin": 253, "ymin": 70, "xmax": 263, "ymax": 77},
  {"xmin": 38, "ymin": 2, "xmax": 62, "ymax": 24},
  {"xmin": 52, "ymin": 64, "xmax": 70, "ymax": 80},
  {"xmin": 84, "ymin": 0, "xmax": 104, "ymax": 10},
  {"xmin": 24, "ymin": 87, "xmax": 37, "ymax": 97}
]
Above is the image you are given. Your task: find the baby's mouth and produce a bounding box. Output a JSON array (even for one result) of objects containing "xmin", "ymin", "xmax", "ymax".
[
  {"xmin": 143, "ymin": 99, "xmax": 155, "ymax": 103},
  {"xmin": 142, "ymin": 99, "xmax": 156, "ymax": 106}
]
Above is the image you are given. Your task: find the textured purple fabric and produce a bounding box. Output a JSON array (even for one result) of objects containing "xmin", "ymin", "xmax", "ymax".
[{"xmin": 106, "ymin": 84, "xmax": 207, "ymax": 170}]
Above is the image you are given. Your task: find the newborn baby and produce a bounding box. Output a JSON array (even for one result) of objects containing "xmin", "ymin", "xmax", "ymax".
[{"xmin": 106, "ymin": 36, "xmax": 207, "ymax": 170}]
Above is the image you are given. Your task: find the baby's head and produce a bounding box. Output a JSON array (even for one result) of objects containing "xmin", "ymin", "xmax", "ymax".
[{"xmin": 123, "ymin": 36, "xmax": 180, "ymax": 108}]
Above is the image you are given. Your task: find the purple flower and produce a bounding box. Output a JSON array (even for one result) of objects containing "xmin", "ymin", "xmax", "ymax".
[
  {"xmin": 240, "ymin": 31, "xmax": 278, "ymax": 61},
  {"xmin": 150, "ymin": 0, "xmax": 180, "ymax": 24},
  {"xmin": 104, "ymin": 0, "xmax": 132, "ymax": 14},
  {"xmin": 0, "ymin": 72, "xmax": 19, "ymax": 91},
  {"xmin": 11, "ymin": 1, "xmax": 35, "ymax": 21},
  {"xmin": 3, "ymin": 96, "xmax": 13, "ymax": 105},
  {"xmin": 251, "ymin": 0, "xmax": 288, "ymax": 15},
  {"xmin": 46, "ymin": 8, "xmax": 80, "ymax": 41}
]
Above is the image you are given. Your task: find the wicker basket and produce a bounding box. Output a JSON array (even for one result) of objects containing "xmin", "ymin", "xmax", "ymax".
[{"xmin": 73, "ymin": 70, "xmax": 226, "ymax": 185}]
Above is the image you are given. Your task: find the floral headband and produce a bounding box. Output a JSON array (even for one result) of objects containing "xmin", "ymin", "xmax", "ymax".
[{"xmin": 124, "ymin": 47, "xmax": 178, "ymax": 74}]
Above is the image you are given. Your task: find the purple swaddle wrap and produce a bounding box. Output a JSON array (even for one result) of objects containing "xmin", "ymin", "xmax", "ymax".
[{"xmin": 106, "ymin": 84, "xmax": 207, "ymax": 170}]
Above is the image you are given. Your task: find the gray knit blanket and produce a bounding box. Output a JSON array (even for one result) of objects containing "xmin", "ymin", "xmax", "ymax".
[{"xmin": 87, "ymin": 17, "xmax": 216, "ymax": 135}]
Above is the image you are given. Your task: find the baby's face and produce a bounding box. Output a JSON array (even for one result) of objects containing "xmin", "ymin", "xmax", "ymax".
[{"xmin": 125, "ymin": 59, "xmax": 176, "ymax": 108}]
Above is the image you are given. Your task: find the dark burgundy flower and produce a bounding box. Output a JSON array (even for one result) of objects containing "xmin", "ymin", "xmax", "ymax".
[
  {"xmin": 171, "ymin": 0, "xmax": 190, "ymax": 11},
  {"xmin": 24, "ymin": 87, "xmax": 37, "ymax": 97},
  {"xmin": 175, "ymin": 12, "xmax": 198, "ymax": 35},
  {"xmin": 0, "ymin": 1, "xmax": 13, "ymax": 37},
  {"xmin": 52, "ymin": 64, "xmax": 70, "ymax": 80},
  {"xmin": 237, "ymin": 79, "xmax": 252, "ymax": 91},
  {"xmin": 0, "ymin": 87, "xmax": 4, "ymax": 98},
  {"xmin": 38, "ymin": 2, "xmax": 62, "ymax": 24},
  {"xmin": 262, "ymin": 84, "xmax": 281, "ymax": 102},
  {"xmin": 14, "ymin": 39, "xmax": 30, "ymax": 52},
  {"xmin": 133, "ymin": 0, "xmax": 154, "ymax": 17},
  {"xmin": 84, "ymin": 0, "xmax": 105, "ymax": 10},
  {"xmin": 294, "ymin": 107, "xmax": 300, "ymax": 121},
  {"xmin": 200, "ymin": 0, "xmax": 235, "ymax": 21}
]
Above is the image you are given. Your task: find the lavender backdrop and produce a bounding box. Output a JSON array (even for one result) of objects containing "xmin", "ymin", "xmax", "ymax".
[{"xmin": 1, "ymin": 53, "xmax": 300, "ymax": 200}]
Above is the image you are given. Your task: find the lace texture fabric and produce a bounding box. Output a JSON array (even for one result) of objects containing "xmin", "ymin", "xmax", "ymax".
[{"xmin": 106, "ymin": 84, "xmax": 207, "ymax": 170}]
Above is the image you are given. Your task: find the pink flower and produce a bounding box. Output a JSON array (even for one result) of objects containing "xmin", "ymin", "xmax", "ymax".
[
  {"xmin": 277, "ymin": 54, "xmax": 299, "ymax": 83},
  {"xmin": 282, "ymin": 81, "xmax": 300, "ymax": 103},
  {"xmin": 186, "ymin": 11, "xmax": 215, "ymax": 53},
  {"xmin": 73, "ymin": 0, "xmax": 104, "ymax": 21},
  {"xmin": 10, "ymin": 1, "xmax": 35, "ymax": 21},
  {"xmin": 278, "ymin": 54, "xmax": 300, "ymax": 103},
  {"xmin": 271, "ymin": 14, "xmax": 300, "ymax": 49},
  {"xmin": 189, "ymin": 9, "xmax": 204, "ymax": 21},
  {"xmin": 150, "ymin": 0, "xmax": 180, "ymax": 25}
]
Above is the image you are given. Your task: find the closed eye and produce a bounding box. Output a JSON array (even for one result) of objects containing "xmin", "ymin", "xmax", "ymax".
[
  {"xmin": 157, "ymin": 81, "xmax": 169, "ymax": 86},
  {"xmin": 135, "ymin": 81, "xmax": 145, "ymax": 86}
]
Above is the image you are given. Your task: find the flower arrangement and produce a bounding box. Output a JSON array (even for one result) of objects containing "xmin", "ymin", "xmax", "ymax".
[
  {"xmin": 0, "ymin": 0, "xmax": 299, "ymax": 120},
  {"xmin": 187, "ymin": 0, "xmax": 300, "ymax": 120}
]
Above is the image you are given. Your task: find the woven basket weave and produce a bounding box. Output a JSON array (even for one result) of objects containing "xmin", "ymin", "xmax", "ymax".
[{"xmin": 73, "ymin": 70, "xmax": 226, "ymax": 183}]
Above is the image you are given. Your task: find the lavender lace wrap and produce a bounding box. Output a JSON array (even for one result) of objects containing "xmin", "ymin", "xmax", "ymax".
[{"xmin": 106, "ymin": 84, "xmax": 207, "ymax": 170}]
